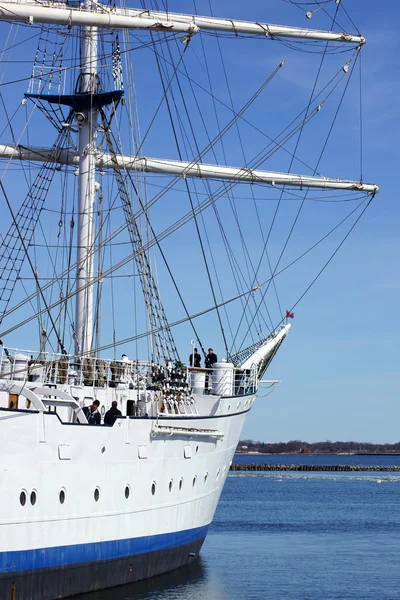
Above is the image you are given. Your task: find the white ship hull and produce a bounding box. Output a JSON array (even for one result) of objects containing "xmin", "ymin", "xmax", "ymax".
[{"xmin": 0, "ymin": 380, "xmax": 252, "ymax": 599}]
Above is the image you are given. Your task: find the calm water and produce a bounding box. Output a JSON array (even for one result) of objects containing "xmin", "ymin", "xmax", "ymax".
[{"xmin": 84, "ymin": 455, "xmax": 400, "ymax": 600}]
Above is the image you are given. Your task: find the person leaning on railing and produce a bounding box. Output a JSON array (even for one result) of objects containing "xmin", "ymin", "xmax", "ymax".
[
  {"xmin": 83, "ymin": 400, "xmax": 101, "ymax": 425},
  {"xmin": 205, "ymin": 348, "xmax": 217, "ymax": 392},
  {"xmin": 205, "ymin": 348, "xmax": 217, "ymax": 369}
]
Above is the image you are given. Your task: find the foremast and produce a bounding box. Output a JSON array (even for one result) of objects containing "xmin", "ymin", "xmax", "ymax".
[{"xmin": 75, "ymin": 0, "xmax": 98, "ymax": 356}]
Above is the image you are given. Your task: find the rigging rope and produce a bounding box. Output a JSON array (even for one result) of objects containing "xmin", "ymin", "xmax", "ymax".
[
  {"xmin": 231, "ymin": 5, "xmax": 347, "ymax": 352},
  {"xmin": 151, "ymin": 26, "xmax": 227, "ymax": 358},
  {"xmin": 0, "ymin": 192, "xmax": 373, "ymax": 348},
  {"xmin": 0, "ymin": 180, "xmax": 67, "ymax": 355},
  {"xmin": 236, "ymin": 49, "xmax": 364, "ymax": 350},
  {"xmin": 99, "ymin": 106, "xmax": 179, "ymax": 363}
]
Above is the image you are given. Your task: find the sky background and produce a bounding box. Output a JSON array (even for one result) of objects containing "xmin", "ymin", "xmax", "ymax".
[
  {"xmin": 238, "ymin": 0, "xmax": 400, "ymax": 444},
  {"xmin": 0, "ymin": 0, "xmax": 398, "ymax": 444}
]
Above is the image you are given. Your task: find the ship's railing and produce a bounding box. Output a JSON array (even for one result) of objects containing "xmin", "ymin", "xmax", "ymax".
[
  {"xmin": 187, "ymin": 364, "xmax": 257, "ymax": 397},
  {"xmin": 0, "ymin": 347, "xmax": 257, "ymax": 397},
  {"xmin": 0, "ymin": 348, "xmax": 191, "ymax": 391},
  {"xmin": 233, "ymin": 366, "xmax": 257, "ymax": 396},
  {"xmin": 0, "ymin": 346, "xmax": 50, "ymax": 382}
]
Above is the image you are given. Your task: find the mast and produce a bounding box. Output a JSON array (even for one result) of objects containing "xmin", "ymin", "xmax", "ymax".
[{"xmin": 75, "ymin": 0, "xmax": 97, "ymax": 357}]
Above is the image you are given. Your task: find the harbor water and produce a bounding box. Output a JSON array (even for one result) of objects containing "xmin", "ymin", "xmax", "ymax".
[{"xmin": 81, "ymin": 454, "xmax": 400, "ymax": 600}]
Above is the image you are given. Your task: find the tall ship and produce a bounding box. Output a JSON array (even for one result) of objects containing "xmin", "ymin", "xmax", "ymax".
[{"xmin": 0, "ymin": 0, "xmax": 378, "ymax": 598}]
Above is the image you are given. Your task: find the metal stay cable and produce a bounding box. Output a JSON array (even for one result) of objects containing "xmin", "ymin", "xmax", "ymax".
[
  {"xmin": 0, "ymin": 95, "xmax": 337, "ymax": 332},
  {"xmin": 203, "ymin": 0, "xmax": 279, "ymax": 332},
  {"xmin": 106, "ymin": 96, "xmax": 202, "ymax": 360},
  {"xmin": 165, "ymin": 33, "xmax": 259, "ymax": 349},
  {"xmin": 280, "ymin": 194, "xmax": 375, "ymax": 323},
  {"xmin": 177, "ymin": 22, "xmax": 272, "ymax": 345},
  {"xmin": 0, "ymin": 57, "xmax": 353, "ymax": 327},
  {"xmin": 133, "ymin": 61, "xmax": 347, "ymax": 232},
  {"xmin": 231, "ymin": 4, "xmax": 343, "ymax": 351},
  {"xmin": 154, "ymin": 26, "xmax": 230, "ymax": 358},
  {"xmin": 92, "ymin": 192, "xmax": 374, "ymax": 356},
  {"xmin": 88, "ymin": 283, "xmax": 266, "ymax": 356},
  {"xmin": 131, "ymin": 34, "xmax": 325, "ymax": 184},
  {"xmin": 190, "ymin": 11, "xmax": 270, "ymax": 339},
  {"xmin": 38, "ymin": 167, "xmax": 76, "ymax": 352},
  {"xmin": 143, "ymin": 27, "xmax": 207, "ymax": 357},
  {"xmin": 131, "ymin": 60, "xmax": 286, "ymax": 219},
  {"xmin": 240, "ymin": 49, "xmax": 362, "ymax": 347},
  {"xmin": 100, "ymin": 107, "xmax": 179, "ymax": 363},
  {"xmin": 0, "ymin": 191, "xmax": 369, "ymax": 343},
  {"xmin": 95, "ymin": 193, "xmax": 374, "ymax": 356},
  {"xmin": 130, "ymin": 32, "xmax": 192, "ymax": 159},
  {"xmin": 0, "ymin": 181, "xmax": 67, "ymax": 355},
  {"xmin": 125, "ymin": 52, "xmax": 289, "ymax": 343},
  {"xmin": 359, "ymin": 49, "xmax": 363, "ymax": 182},
  {"xmin": 129, "ymin": 29, "xmax": 347, "ymax": 178}
]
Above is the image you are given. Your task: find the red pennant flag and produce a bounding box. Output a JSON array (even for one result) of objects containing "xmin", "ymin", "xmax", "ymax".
[{"xmin": 286, "ymin": 310, "xmax": 294, "ymax": 319}]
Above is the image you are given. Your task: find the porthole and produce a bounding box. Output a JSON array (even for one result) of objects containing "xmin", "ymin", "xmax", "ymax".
[
  {"xmin": 179, "ymin": 477, "xmax": 183, "ymax": 491},
  {"xmin": 216, "ymin": 468, "xmax": 220, "ymax": 480},
  {"xmin": 236, "ymin": 402, "xmax": 241, "ymax": 410},
  {"xmin": 59, "ymin": 489, "xmax": 66, "ymax": 504},
  {"xmin": 204, "ymin": 472, "xmax": 208, "ymax": 484},
  {"xmin": 151, "ymin": 481, "xmax": 156, "ymax": 496},
  {"xmin": 125, "ymin": 485, "xmax": 130, "ymax": 499},
  {"xmin": 192, "ymin": 475, "xmax": 197, "ymax": 488},
  {"xmin": 94, "ymin": 487, "xmax": 100, "ymax": 502},
  {"xmin": 169, "ymin": 479, "xmax": 173, "ymax": 492},
  {"xmin": 20, "ymin": 491, "xmax": 27, "ymax": 506},
  {"xmin": 30, "ymin": 490, "xmax": 37, "ymax": 506},
  {"xmin": 223, "ymin": 465, "xmax": 227, "ymax": 473},
  {"xmin": 227, "ymin": 405, "xmax": 231, "ymax": 412},
  {"xmin": 195, "ymin": 445, "xmax": 199, "ymax": 454}
]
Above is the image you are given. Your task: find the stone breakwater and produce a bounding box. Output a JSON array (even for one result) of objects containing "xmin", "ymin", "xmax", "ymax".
[{"xmin": 230, "ymin": 463, "xmax": 400, "ymax": 472}]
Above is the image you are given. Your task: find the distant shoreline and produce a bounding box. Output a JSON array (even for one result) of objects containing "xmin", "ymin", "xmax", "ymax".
[
  {"xmin": 237, "ymin": 441, "xmax": 400, "ymax": 454},
  {"xmin": 235, "ymin": 452, "xmax": 400, "ymax": 456}
]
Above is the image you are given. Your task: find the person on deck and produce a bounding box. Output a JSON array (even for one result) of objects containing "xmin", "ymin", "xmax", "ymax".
[
  {"xmin": 205, "ymin": 348, "xmax": 218, "ymax": 391},
  {"xmin": 205, "ymin": 348, "xmax": 218, "ymax": 369},
  {"xmin": 104, "ymin": 400, "xmax": 122, "ymax": 426},
  {"xmin": 189, "ymin": 348, "xmax": 201, "ymax": 368},
  {"xmin": 83, "ymin": 400, "xmax": 101, "ymax": 425}
]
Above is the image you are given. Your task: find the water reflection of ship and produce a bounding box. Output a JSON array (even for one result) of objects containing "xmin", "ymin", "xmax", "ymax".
[{"xmin": 77, "ymin": 557, "xmax": 206, "ymax": 600}]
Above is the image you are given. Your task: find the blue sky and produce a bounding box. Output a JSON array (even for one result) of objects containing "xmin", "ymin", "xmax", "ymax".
[
  {"xmin": 237, "ymin": 0, "xmax": 400, "ymax": 443},
  {"xmin": 0, "ymin": 0, "xmax": 398, "ymax": 443}
]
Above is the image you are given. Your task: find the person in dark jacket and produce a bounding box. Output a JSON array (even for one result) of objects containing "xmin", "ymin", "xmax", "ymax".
[
  {"xmin": 104, "ymin": 400, "xmax": 122, "ymax": 426},
  {"xmin": 83, "ymin": 400, "xmax": 101, "ymax": 425},
  {"xmin": 205, "ymin": 348, "xmax": 218, "ymax": 369},
  {"xmin": 205, "ymin": 348, "xmax": 218, "ymax": 391},
  {"xmin": 189, "ymin": 348, "xmax": 201, "ymax": 367}
]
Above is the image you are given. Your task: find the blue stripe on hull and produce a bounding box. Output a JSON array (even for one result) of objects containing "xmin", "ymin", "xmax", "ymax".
[{"xmin": 0, "ymin": 524, "xmax": 209, "ymax": 573}]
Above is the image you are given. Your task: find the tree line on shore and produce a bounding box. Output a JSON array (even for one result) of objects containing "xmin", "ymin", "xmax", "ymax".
[{"xmin": 237, "ymin": 439, "xmax": 400, "ymax": 454}]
